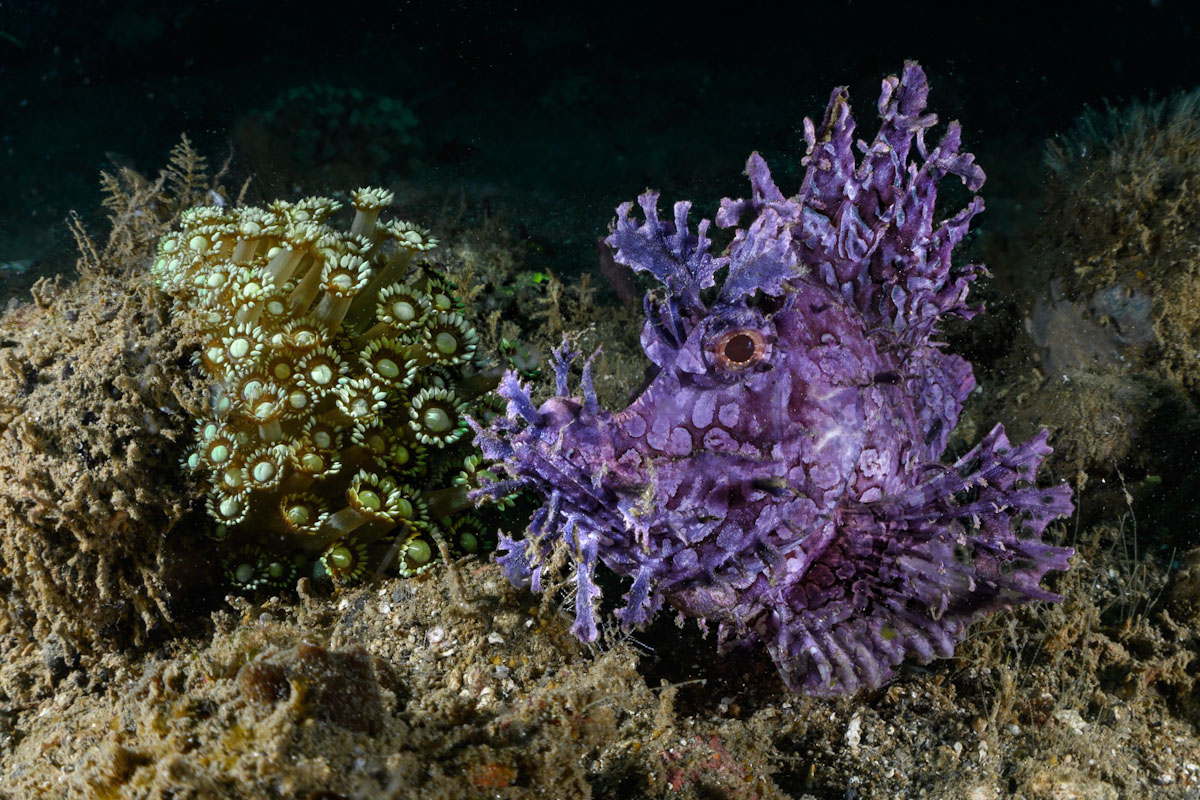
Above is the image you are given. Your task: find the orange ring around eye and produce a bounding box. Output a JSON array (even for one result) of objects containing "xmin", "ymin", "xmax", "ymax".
[{"xmin": 713, "ymin": 328, "xmax": 767, "ymax": 370}]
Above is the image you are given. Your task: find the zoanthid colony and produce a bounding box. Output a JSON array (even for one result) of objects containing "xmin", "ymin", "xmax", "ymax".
[{"xmin": 153, "ymin": 188, "xmax": 502, "ymax": 593}]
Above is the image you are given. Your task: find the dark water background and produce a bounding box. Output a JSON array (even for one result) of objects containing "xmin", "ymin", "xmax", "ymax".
[{"xmin": 1, "ymin": 0, "xmax": 1198, "ymax": 303}]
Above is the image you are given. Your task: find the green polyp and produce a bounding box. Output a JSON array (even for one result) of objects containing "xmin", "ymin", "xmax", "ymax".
[
  {"xmin": 458, "ymin": 532, "xmax": 478, "ymax": 553},
  {"xmin": 328, "ymin": 546, "xmax": 353, "ymax": 570},
  {"xmin": 396, "ymin": 498, "xmax": 413, "ymax": 519},
  {"xmin": 358, "ymin": 489, "xmax": 382, "ymax": 512},
  {"xmin": 253, "ymin": 461, "xmax": 276, "ymax": 483},
  {"xmin": 235, "ymin": 563, "xmax": 255, "ymax": 585},
  {"xmin": 286, "ymin": 503, "xmax": 311, "ymax": 527},
  {"xmin": 376, "ymin": 357, "xmax": 400, "ymax": 379},
  {"xmin": 424, "ymin": 407, "xmax": 452, "ymax": 433},
  {"xmin": 393, "ymin": 301, "xmax": 416, "ymax": 321},
  {"xmin": 435, "ymin": 331, "xmax": 457, "ymax": 355},
  {"xmin": 406, "ymin": 539, "xmax": 432, "ymax": 564},
  {"xmin": 223, "ymin": 466, "xmax": 244, "ymax": 489},
  {"xmin": 210, "ymin": 444, "xmax": 230, "ymax": 464}
]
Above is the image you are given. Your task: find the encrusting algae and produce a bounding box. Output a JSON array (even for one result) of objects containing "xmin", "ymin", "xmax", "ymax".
[{"xmin": 0, "ymin": 138, "xmax": 216, "ymax": 647}]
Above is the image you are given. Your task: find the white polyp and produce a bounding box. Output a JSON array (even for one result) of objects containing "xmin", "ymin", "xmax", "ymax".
[
  {"xmin": 293, "ymin": 329, "xmax": 319, "ymax": 349},
  {"xmin": 219, "ymin": 496, "xmax": 242, "ymax": 519},
  {"xmin": 310, "ymin": 363, "xmax": 334, "ymax": 386},
  {"xmin": 253, "ymin": 461, "xmax": 276, "ymax": 484},
  {"xmin": 240, "ymin": 378, "xmax": 264, "ymax": 400}
]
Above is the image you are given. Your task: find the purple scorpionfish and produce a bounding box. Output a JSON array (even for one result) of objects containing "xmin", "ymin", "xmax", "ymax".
[{"xmin": 472, "ymin": 62, "xmax": 1073, "ymax": 695}]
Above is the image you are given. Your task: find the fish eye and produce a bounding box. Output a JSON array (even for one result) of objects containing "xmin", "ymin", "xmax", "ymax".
[{"xmin": 712, "ymin": 328, "xmax": 768, "ymax": 370}]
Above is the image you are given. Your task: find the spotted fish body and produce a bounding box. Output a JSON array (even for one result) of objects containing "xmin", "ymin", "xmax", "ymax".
[{"xmin": 473, "ymin": 62, "xmax": 1073, "ymax": 695}]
